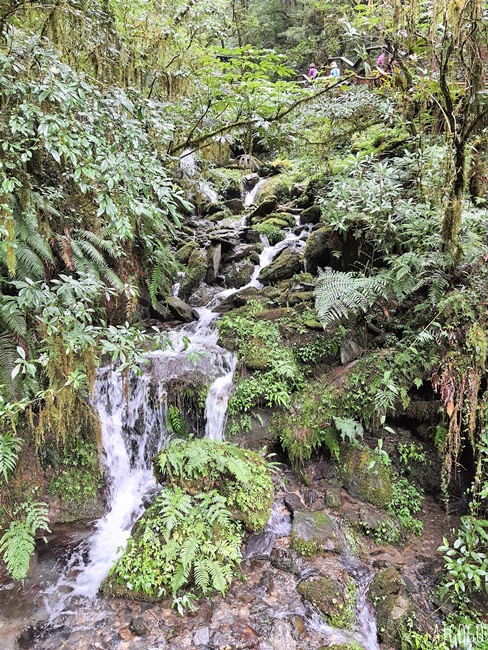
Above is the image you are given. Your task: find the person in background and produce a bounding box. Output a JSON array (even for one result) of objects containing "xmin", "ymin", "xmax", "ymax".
[
  {"xmin": 307, "ymin": 63, "xmax": 318, "ymax": 81},
  {"xmin": 376, "ymin": 50, "xmax": 396, "ymax": 73},
  {"xmin": 329, "ymin": 61, "xmax": 340, "ymax": 78}
]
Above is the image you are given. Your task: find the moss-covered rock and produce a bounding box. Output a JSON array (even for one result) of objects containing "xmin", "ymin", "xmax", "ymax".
[
  {"xmin": 318, "ymin": 645, "xmax": 364, "ymax": 650},
  {"xmin": 367, "ymin": 567, "xmax": 414, "ymax": 647},
  {"xmin": 226, "ymin": 259, "xmax": 255, "ymax": 289},
  {"xmin": 303, "ymin": 225, "xmax": 342, "ymax": 275},
  {"xmin": 258, "ymin": 248, "xmax": 303, "ymax": 284},
  {"xmin": 175, "ymin": 241, "xmax": 198, "ymax": 264},
  {"xmin": 155, "ymin": 439, "xmax": 273, "ymax": 532},
  {"xmin": 339, "ymin": 446, "xmax": 393, "ymax": 508},
  {"xmin": 259, "ymin": 216, "xmax": 290, "ymax": 229},
  {"xmin": 179, "ymin": 247, "xmax": 207, "ymax": 300},
  {"xmin": 291, "ymin": 510, "xmax": 343, "ymax": 556},
  {"xmin": 300, "ymin": 205, "xmax": 322, "ymax": 225},
  {"xmin": 297, "ymin": 573, "xmax": 356, "ymax": 629}
]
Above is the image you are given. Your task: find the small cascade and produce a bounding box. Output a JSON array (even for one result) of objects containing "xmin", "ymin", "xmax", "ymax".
[{"xmin": 244, "ymin": 177, "xmax": 268, "ymax": 207}]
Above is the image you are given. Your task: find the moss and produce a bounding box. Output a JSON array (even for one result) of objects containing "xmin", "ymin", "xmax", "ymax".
[
  {"xmin": 175, "ymin": 241, "xmax": 198, "ymax": 264},
  {"xmin": 318, "ymin": 644, "xmax": 364, "ymax": 650},
  {"xmin": 291, "ymin": 510, "xmax": 343, "ymax": 556},
  {"xmin": 259, "ymin": 217, "xmax": 290, "ymax": 229},
  {"xmin": 368, "ymin": 567, "xmax": 403, "ymax": 605},
  {"xmin": 339, "ymin": 446, "xmax": 393, "ymax": 508},
  {"xmin": 297, "ymin": 574, "xmax": 356, "ymax": 630}
]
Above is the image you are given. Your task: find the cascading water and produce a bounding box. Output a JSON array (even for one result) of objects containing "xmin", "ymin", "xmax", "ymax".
[{"xmin": 42, "ymin": 206, "xmax": 299, "ymax": 612}]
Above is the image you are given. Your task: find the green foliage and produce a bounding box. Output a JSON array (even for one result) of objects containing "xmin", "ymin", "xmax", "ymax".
[
  {"xmin": 252, "ymin": 221, "xmax": 285, "ymax": 245},
  {"xmin": 219, "ymin": 313, "xmax": 303, "ymax": 415},
  {"xmin": 0, "ymin": 431, "xmax": 22, "ymax": 482},
  {"xmin": 167, "ymin": 406, "xmax": 189, "ymax": 438},
  {"xmin": 157, "ymin": 438, "xmax": 273, "ymax": 532},
  {"xmin": 387, "ymin": 477, "xmax": 423, "ymax": 538},
  {"xmin": 48, "ymin": 441, "xmax": 101, "ymax": 504},
  {"xmin": 108, "ymin": 486, "xmax": 242, "ymax": 603},
  {"xmin": 108, "ymin": 439, "xmax": 273, "ymax": 608},
  {"xmin": 0, "ymin": 501, "xmax": 50, "ymax": 581},
  {"xmin": 315, "ymin": 268, "xmax": 387, "ymax": 327}
]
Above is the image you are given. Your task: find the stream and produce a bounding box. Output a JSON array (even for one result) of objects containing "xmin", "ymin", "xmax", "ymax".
[{"xmin": 0, "ymin": 190, "xmax": 446, "ymax": 650}]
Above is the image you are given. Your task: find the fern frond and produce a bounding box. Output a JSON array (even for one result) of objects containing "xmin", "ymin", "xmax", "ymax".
[
  {"xmin": 0, "ymin": 300, "xmax": 28, "ymax": 337},
  {"xmin": 225, "ymin": 456, "xmax": 251, "ymax": 485},
  {"xmin": 332, "ymin": 417, "xmax": 364, "ymax": 444},
  {"xmin": 0, "ymin": 520, "xmax": 35, "ymax": 581},
  {"xmin": 180, "ymin": 535, "xmax": 200, "ymax": 569},
  {"xmin": 14, "ymin": 243, "xmax": 45, "ymax": 279},
  {"xmin": 0, "ymin": 431, "xmax": 22, "ymax": 482},
  {"xmin": 193, "ymin": 557, "xmax": 210, "ymax": 592},
  {"xmin": 208, "ymin": 559, "xmax": 227, "ymax": 594},
  {"xmin": 314, "ymin": 268, "xmax": 387, "ymax": 326}
]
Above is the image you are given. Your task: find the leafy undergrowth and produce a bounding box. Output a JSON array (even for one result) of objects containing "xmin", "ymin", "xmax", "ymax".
[{"xmin": 103, "ymin": 438, "xmax": 274, "ymax": 608}]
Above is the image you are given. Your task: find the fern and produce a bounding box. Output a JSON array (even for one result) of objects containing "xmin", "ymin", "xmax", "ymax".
[
  {"xmin": 0, "ymin": 431, "xmax": 22, "ymax": 482},
  {"xmin": 314, "ymin": 268, "xmax": 387, "ymax": 326},
  {"xmin": 332, "ymin": 417, "xmax": 364, "ymax": 445},
  {"xmin": 167, "ymin": 405, "xmax": 188, "ymax": 438},
  {"xmin": 0, "ymin": 501, "xmax": 50, "ymax": 581}
]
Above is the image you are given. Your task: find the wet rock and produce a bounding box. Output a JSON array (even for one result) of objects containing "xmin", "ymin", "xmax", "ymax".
[
  {"xmin": 206, "ymin": 243, "xmax": 222, "ymax": 283},
  {"xmin": 128, "ymin": 618, "xmax": 149, "ymax": 636},
  {"xmin": 208, "ymin": 210, "xmax": 230, "ymax": 222},
  {"xmin": 245, "ymin": 530, "xmax": 275, "ymax": 559},
  {"xmin": 284, "ymin": 492, "xmax": 306, "ymax": 514},
  {"xmin": 269, "ymin": 620, "xmax": 296, "ymax": 650},
  {"xmin": 303, "ymin": 226, "xmax": 342, "ymax": 275},
  {"xmin": 270, "ymin": 547, "xmax": 303, "ymax": 575},
  {"xmin": 302, "ymin": 488, "xmax": 319, "ymax": 507},
  {"xmin": 297, "ymin": 572, "xmax": 356, "ymax": 629},
  {"xmin": 166, "ymin": 296, "xmax": 195, "ymax": 322},
  {"xmin": 339, "ymin": 446, "xmax": 392, "ymax": 508},
  {"xmin": 193, "ymin": 627, "xmax": 210, "ymax": 645},
  {"xmin": 258, "ymin": 248, "xmax": 303, "ymax": 284},
  {"xmin": 212, "ymin": 619, "xmax": 263, "ymax": 649},
  {"xmin": 299, "ymin": 205, "xmax": 321, "ymax": 225},
  {"xmin": 254, "ymin": 216, "xmax": 290, "ymax": 229},
  {"xmin": 188, "ymin": 283, "xmax": 221, "ymax": 308},
  {"xmin": 226, "ymin": 259, "xmax": 255, "ymax": 289},
  {"xmin": 223, "ymin": 198, "xmax": 245, "ymax": 214},
  {"xmin": 291, "ymin": 510, "xmax": 343, "ymax": 556},
  {"xmin": 224, "ymin": 244, "xmax": 255, "ymax": 264}
]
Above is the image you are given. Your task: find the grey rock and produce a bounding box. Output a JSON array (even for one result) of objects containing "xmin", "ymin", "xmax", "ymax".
[
  {"xmin": 245, "ymin": 530, "xmax": 275, "ymax": 560},
  {"xmin": 193, "ymin": 627, "xmax": 210, "ymax": 646},
  {"xmin": 258, "ymin": 247, "xmax": 303, "ymax": 284},
  {"xmin": 206, "ymin": 243, "xmax": 222, "ymax": 283},
  {"xmin": 166, "ymin": 296, "xmax": 195, "ymax": 322}
]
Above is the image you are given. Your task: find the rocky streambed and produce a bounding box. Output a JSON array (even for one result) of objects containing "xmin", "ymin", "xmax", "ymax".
[{"xmin": 1, "ymin": 454, "xmax": 452, "ymax": 650}]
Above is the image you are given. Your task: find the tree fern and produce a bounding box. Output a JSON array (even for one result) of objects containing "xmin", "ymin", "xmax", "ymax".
[{"xmin": 314, "ymin": 268, "xmax": 387, "ymax": 326}]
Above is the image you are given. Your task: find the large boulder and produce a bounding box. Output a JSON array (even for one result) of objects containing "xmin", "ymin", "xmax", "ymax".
[
  {"xmin": 258, "ymin": 247, "xmax": 303, "ymax": 284},
  {"xmin": 247, "ymin": 195, "xmax": 278, "ymax": 222},
  {"xmin": 179, "ymin": 247, "xmax": 207, "ymax": 300},
  {"xmin": 166, "ymin": 296, "xmax": 195, "ymax": 322},
  {"xmin": 299, "ymin": 205, "xmax": 322, "ymax": 225},
  {"xmin": 304, "ymin": 226, "xmax": 342, "ymax": 274},
  {"xmin": 339, "ymin": 446, "xmax": 392, "ymax": 508},
  {"xmin": 291, "ymin": 510, "xmax": 344, "ymax": 556},
  {"xmin": 226, "ymin": 259, "xmax": 255, "ymax": 289},
  {"xmin": 206, "ymin": 243, "xmax": 222, "ymax": 283}
]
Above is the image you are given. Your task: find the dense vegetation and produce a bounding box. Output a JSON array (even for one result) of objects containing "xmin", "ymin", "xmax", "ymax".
[{"xmin": 1, "ymin": 0, "xmax": 488, "ymax": 645}]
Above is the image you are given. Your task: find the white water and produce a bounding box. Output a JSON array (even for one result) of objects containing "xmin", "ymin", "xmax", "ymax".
[
  {"xmin": 42, "ymin": 180, "xmax": 328, "ymax": 630},
  {"xmin": 244, "ymin": 178, "xmax": 268, "ymax": 207}
]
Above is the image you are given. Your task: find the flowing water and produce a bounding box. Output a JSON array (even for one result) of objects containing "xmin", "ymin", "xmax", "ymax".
[{"xmin": 0, "ymin": 190, "xmax": 386, "ymax": 649}]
